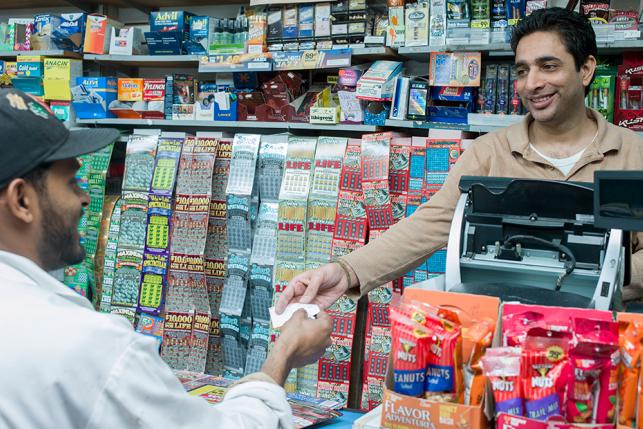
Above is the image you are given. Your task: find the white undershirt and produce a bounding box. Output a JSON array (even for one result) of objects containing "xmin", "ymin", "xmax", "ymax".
[{"xmin": 529, "ymin": 144, "xmax": 587, "ymax": 176}]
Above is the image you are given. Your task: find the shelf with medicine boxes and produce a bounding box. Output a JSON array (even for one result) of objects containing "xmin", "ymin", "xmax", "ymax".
[
  {"xmin": 84, "ymin": 54, "xmax": 203, "ymax": 68},
  {"xmin": 76, "ymin": 118, "xmax": 381, "ymax": 132},
  {"xmin": 0, "ymin": 50, "xmax": 81, "ymax": 59},
  {"xmin": 399, "ymin": 39, "xmax": 643, "ymax": 59},
  {"xmin": 84, "ymin": 47, "xmax": 396, "ymax": 72},
  {"xmin": 386, "ymin": 114, "xmax": 525, "ymax": 133}
]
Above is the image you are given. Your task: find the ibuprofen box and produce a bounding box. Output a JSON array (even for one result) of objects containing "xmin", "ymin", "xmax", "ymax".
[
  {"xmin": 118, "ymin": 78, "xmax": 144, "ymax": 101},
  {"xmin": 71, "ymin": 76, "xmax": 118, "ymax": 119},
  {"xmin": 381, "ymin": 289, "xmax": 499, "ymax": 429}
]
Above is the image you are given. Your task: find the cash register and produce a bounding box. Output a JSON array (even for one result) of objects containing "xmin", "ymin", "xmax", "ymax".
[{"xmin": 443, "ymin": 171, "xmax": 643, "ymax": 310}]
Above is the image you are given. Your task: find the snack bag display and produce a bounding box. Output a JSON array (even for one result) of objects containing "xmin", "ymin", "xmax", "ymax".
[
  {"xmin": 521, "ymin": 328, "xmax": 571, "ymax": 420},
  {"xmin": 482, "ymin": 347, "xmax": 523, "ymax": 416},
  {"xmin": 424, "ymin": 311, "xmax": 463, "ymax": 403},
  {"xmin": 390, "ymin": 307, "xmax": 431, "ymax": 397}
]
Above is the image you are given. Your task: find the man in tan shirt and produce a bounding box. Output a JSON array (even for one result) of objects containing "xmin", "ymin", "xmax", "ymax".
[{"xmin": 276, "ymin": 7, "xmax": 643, "ymax": 313}]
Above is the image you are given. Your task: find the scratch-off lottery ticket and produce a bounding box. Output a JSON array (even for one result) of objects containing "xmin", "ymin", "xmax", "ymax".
[
  {"xmin": 99, "ymin": 199, "xmax": 122, "ymax": 313},
  {"xmin": 257, "ymin": 134, "xmax": 288, "ymax": 202},
  {"xmin": 361, "ymin": 133, "xmax": 393, "ymax": 231},
  {"xmin": 122, "ymin": 134, "xmax": 159, "ymax": 192},
  {"xmin": 150, "ymin": 133, "xmax": 184, "ymax": 196},
  {"xmin": 219, "ymin": 251, "xmax": 251, "ymax": 317},
  {"xmin": 226, "ymin": 134, "xmax": 261, "ymax": 197}
]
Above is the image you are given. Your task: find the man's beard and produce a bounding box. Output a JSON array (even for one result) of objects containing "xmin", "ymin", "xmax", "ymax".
[{"xmin": 37, "ymin": 193, "xmax": 85, "ymax": 271}]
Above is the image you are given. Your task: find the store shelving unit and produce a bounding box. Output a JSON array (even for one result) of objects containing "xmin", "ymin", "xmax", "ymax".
[
  {"xmin": 77, "ymin": 118, "xmax": 381, "ymax": 132},
  {"xmin": 0, "ymin": 50, "xmax": 81, "ymax": 58}
]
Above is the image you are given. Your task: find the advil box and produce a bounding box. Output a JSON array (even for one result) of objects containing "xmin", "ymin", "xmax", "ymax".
[{"xmin": 380, "ymin": 289, "xmax": 500, "ymax": 429}]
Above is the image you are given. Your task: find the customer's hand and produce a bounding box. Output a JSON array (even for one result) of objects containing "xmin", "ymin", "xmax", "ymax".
[
  {"xmin": 261, "ymin": 310, "xmax": 333, "ymax": 385},
  {"xmin": 275, "ymin": 263, "xmax": 349, "ymax": 314}
]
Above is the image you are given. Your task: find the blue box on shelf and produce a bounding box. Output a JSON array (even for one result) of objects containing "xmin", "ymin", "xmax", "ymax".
[
  {"xmin": 187, "ymin": 16, "xmax": 210, "ymax": 55},
  {"xmin": 214, "ymin": 93, "xmax": 238, "ymax": 121},
  {"xmin": 146, "ymin": 10, "xmax": 193, "ymax": 55},
  {"xmin": 12, "ymin": 78, "xmax": 44, "ymax": 97},
  {"xmin": 52, "ymin": 13, "xmax": 86, "ymax": 53},
  {"xmin": 363, "ymin": 100, "xmax": 389, "ymax": 126},
  {"xmin": 427, "ymin": 86, "xmax": 475, "ymax": 124},
  {"xmin": 71, "ymin": 76, "xmax": 118, "ymax": 119}
]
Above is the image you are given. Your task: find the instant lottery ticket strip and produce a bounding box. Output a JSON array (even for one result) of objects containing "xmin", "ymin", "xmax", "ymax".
[
  {"xmin": 111, "ymin": 132, "xmax": 160, "ymax": 324},
  {"xmin": 245, "ymin": 134, "xmax": 288, "ymax": 375},
  {"xmin": 220, "ymin": 134, "xmax": 261, "ymax": 379},
  {"xmin": 204, "ymin": 133, "xmax": 233, "ymax": 376},
  {"xmin": 360, "ymin": 132, "xmax": 396, "ymax": 411},
  {"xmin": 294, "ymin": 136, "xmax": 348, "ymax": 399},
  {"xmin": 63, "ymin": 146, "xmax": 113, "ymax": 298},
  {"xmin": 324, "ymin": 139, "xmax": 367, "ymax": 406},
  {"xmin": 162, "ymin": 135, "xmax": 218, "ymax": 372},
  {"xmin": 273, "ymin": 136, "xmax": 318, "ymax": 392}
]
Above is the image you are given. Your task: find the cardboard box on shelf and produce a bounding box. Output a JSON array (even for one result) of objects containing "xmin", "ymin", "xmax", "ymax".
[
  {"xmin": 109, "ymin": 27, "xmax": 146, "ymax": 55},
  {"xmin": 380, "ymin": 289, "xmax": 499, "ymax": 429},
  {"xmin": 52, "ymin": 13, "xmax": 87, "ymax": 53},
  {"xmin": 43, "ymin": 58, "xmax": 82, "ymax": 100},
  {"xmin": 356, "ymin": 61, "xmax": 404, "ymax": 101},
  {"xmin": 118, "ymin": 78, "xmax": 144, "ymax": 101},
  {"xmin": 72, "ymin": 76, "xmax": 118, "ymax": 119},
  {"xmin": 31, "ymin": 14, "xmax": 62, "ymax": 50},
  {"xmin": 84, "ymin": 14, "xmax": 123, "ymax": 54}
]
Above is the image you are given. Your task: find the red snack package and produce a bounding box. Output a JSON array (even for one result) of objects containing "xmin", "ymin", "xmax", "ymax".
[
  {"xmin": 521, "ymin": 328, "xmax": 571, "ymax": 420},
  {"xmin": 503, "ymin": 311, "xmax": 545, "ymax": 347},
  {"xmin": 619, "ymin": 320, "xmax": 642, "ymax": 426},
  {"xmin": 566, "ymin": 342, "xmax": 610, "ymax": 423},
  {"xmin": 424, "ymin": 313, "xmax": 463, "ymax": 403},
  {"xmin": 390, "ymin": 307, "xmax": 431, "ymax": 397},
  {"xmin": 481, "ymin": 347, "xmax": 523, "ymax": 416},
  {"xmin": 572, "ymin": 318, "xmax": 619, "ymax": 424}
]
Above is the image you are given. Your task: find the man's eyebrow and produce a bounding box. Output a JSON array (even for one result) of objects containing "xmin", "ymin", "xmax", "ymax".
[{"xmin": 515, "ymin": 56, "xmax": 562, "ymax": 67}]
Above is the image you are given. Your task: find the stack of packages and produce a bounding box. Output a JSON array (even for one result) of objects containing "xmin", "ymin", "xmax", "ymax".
[
  {"xmin": 273, "ymin": 136, "xmax": 319, "ymax": 392},
  {"xmin": 219, "ymin": 134, "xmax": 261, "ymax": 379},
  {"xmin": 64, "ymin": 144, "xmax": 113, "ymax": 300},
  {"xmin": 245, "ymin": 134, "xmax": 288, "ymax": 375},
  {"xmin": 110, "ymin": 132, "xmax": 160, "ymax": 324},
  {"xmin": 136, "ymin": 133, "xmax": 184, "ymax": 350},
  {"xmin": 389, "ymin": 295, "xmax": 495, "ymax": 406},
  {"xmin": 484, "ymin": 304, "xmax": 625, "ymax": 426},
  {"xmin": 359, "ymin": 132, "xmax": 399, "ymax": 411},
  {"xmin": 160, "ymin": 134, "xmax": 218, "ymax": 372},
  {"xmin": 204, "ymin": 133, "xmax": 233, "ymax": 376},
  {"xmin": 299, "ymin": 137, "xmax": 348, "ymax": 400},
  {"xmin": 326, "ymin": 138, "xmax": 368, "ymax": 405}
]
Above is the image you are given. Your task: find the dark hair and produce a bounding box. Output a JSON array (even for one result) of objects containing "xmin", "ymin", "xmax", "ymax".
[
  {"xmin": 21, "ymin": 162, "xmax": 53, "ymax": 194},
  {"xmin": 511, "ymin": 7, "xmax": 597, "ymax": 94}
]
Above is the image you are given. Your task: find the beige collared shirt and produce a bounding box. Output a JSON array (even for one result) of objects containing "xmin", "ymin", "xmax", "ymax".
[{"xmin": 341, "ymin": 109, "xmax": 643, "ymax": 299}]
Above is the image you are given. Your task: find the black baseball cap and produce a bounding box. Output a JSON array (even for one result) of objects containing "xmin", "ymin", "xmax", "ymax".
[{"xmin": 0, "ymin": 88, "xmax": 120, "ymax": 188}]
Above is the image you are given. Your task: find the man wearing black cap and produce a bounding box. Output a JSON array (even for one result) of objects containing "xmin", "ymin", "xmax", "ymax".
[{"xmin": 0, "ymin": 89, "xmax": 332, "ymax": 428}]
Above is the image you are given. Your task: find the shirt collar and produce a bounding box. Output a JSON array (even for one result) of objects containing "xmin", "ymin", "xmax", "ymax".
[
  {"xmin": 510, "ymin": 108, "xmax": 622, "ymax": 156},
  {"xmin": 0, "ymin": 250, "xmax": 94, "ymax": 310}
]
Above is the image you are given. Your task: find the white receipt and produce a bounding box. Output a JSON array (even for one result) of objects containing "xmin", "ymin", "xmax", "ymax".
[{"xmin": 269, "ymin": 304, "xmax": 321, "ymax": 329}]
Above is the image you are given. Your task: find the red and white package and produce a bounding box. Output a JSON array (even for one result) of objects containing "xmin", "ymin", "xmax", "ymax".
[
  {"xmin": 521, "ymin": 328, "xmax": 571, "ymax": 421},
  {"xmin": 482, "ymin": 347, "xmax": 523, "ymax": 416}
]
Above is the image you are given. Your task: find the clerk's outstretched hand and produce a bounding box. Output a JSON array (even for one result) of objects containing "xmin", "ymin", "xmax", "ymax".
[
  {"xmin": 275, "ymin": 263, "xmax": 350, "ymax": 314},
  {"xmin": 261, "ymin": 310, "xmax": 333, "ymax": 385}
]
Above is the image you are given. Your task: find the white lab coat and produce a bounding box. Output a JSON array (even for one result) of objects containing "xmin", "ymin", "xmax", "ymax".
[{"xmin": 0, "ymin": 251, "xmax": 293, "ymax": 429}]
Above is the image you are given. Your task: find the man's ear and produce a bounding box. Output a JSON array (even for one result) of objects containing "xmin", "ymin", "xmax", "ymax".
[
  {"xmin": 1, "ymin": 179, "xmax": 37, "ymax": 224},
  {"xmin": 581, "ymin": 55, "xmax": 597, "ymax": 87}
]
